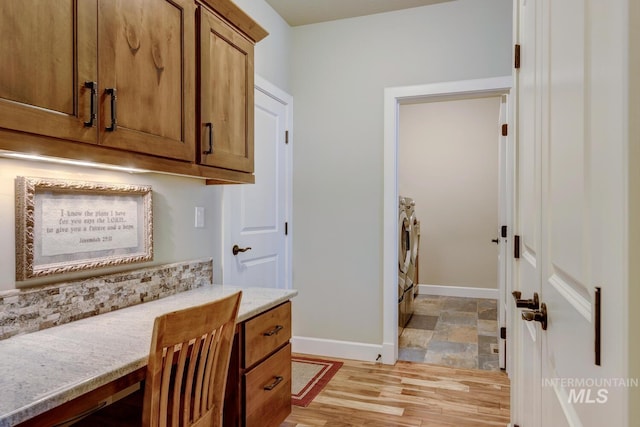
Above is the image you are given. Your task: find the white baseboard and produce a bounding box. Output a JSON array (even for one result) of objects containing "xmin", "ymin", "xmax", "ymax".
[
  {"xmin": 292, "ymin": 336, "xmax": 392, "ymax": 364},
  {"xmin": 418, "ymin": 284, "xmax": 498, "ymax": 299}
]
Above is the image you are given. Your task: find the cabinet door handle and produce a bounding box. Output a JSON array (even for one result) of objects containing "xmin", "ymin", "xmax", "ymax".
[
  {"xmin": 263, "ymin": 375, "xmax": 284, "ymax": 391},
  {"xmin": 105, "ymin": 88, "xmax": 117, "ymax": 132},
  {"xmin": 263, "ymin": 325, "xmax": 284, "ymax": 337},
  {"xmin": 203, "ymin": 122, "xmax": 213, "ymax": 154},
  {"xmin": 83, "ymin": 81, "xmax": 97, "ymax": 127}
]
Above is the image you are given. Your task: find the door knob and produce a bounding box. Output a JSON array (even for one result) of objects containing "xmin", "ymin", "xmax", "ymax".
[
  {"xmin": 521, "ymin": 303, "xmax": 548, "ymax": 330},
  {"xmin": 232, "ymin": 245, "xmax": 252, "ymax": 256},
  {"xmin": 511, "ymin": 291, "xmax": 540, "ymax": 310},
  {"xmin": 491, "ymin": 238, "xmax": 500, "ymax": 244}
]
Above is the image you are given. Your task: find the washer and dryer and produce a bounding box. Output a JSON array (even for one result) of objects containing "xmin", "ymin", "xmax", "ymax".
[{"xmin": 398, "ymin": 196, "xmax": 416, "ymax": 332}]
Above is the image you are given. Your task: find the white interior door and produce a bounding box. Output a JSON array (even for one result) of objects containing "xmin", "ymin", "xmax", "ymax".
[
  {"xmin": 514, "ymin": 1, "xmax": 542, "ymax": 424},
  {"xmin": 514, "ymin": 0, "xmax": 628, "ymax": 425},
  {"xmin": 539, "ymin": 0, "xmax": 626, "ymax": 424},
  {"xmin": 223, "ymin": 80, "xmax": 292, "ymax": 289}
]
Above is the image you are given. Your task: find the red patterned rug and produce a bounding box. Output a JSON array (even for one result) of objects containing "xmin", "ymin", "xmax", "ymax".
[{"xmin": 291, "ymin": 356, "xmax": 343, "ymax": 407}]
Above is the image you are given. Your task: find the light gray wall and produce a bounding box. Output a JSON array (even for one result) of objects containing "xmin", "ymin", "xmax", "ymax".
[
  {"xmin": 233, "ymin": 0, "xmax": 292, "ymax": 93},
  {"xmin": 0, "ymin": 159, "xmax": 224, "ymax": 291},
  {"xmin": 399, "ymin": 97, "xmax": 501, "ymax": 289},
  {"xmin": 291, "ymin": 0, "xmax": 512, "ymax": 344}
]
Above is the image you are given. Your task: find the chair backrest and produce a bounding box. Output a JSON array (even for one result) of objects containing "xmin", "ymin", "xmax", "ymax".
[{"xmin": 142, "ymin": 291, "xmax": 242, "ymax": 427}]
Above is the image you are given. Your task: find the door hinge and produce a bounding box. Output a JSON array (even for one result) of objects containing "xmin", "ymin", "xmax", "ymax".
[
  {"xmin": 501, "ymin": 225, "xmax": 507, "ymax": 238},
  {"xmin": 285, "ymin": 130, "xmax": 289, "ymax": 144},
  {"xmin": 514, "ymin": 235, "xmax": 520, "ymax": 259},
  {"xmin": 501, "ymin": 123, "xmax": 508, "ymax": 136},
  {"xmin": 514, "ymin": 44, "xmax": 521, "ymax": 69},
  {"xmin": 285, "ymin": 222, "xmax": 288, "ymax": 236},
  {"xmin": 500, "ymin": 327, "xmax": 507, "ymax": 339}
]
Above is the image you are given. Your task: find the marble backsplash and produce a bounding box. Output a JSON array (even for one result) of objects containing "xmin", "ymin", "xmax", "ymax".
[{"xmin": 0, "ymin": 258, "xmax": 213, "ymax": 340}]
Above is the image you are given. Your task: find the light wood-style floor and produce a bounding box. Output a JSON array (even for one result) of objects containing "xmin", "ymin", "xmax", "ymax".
[{"xmin": 281, "ymin": 357, "xmax": 510, "ymax": 427}]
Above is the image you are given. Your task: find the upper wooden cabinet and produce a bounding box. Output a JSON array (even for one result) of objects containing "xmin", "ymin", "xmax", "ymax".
[
  {"xmin": 198, "ymin": 6, "xmax": 254, "ymax": 173},
  {"xmin": 0, "ymin": 0, "xmax": 194, "ymax": 162},
  {"xmin": 97, "ymin": 0, "xmax": 195, "ymax": 161},
  {"xmin": 0, "ymin": 0, "xmax": 267, "ymax": 184},
  {"xmin": 0, "ymin": 0, "xmax": 97, "ymax": 144}
]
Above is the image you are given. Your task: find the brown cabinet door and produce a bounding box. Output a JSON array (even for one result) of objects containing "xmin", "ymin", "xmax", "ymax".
[
  {"xmin": 0, "ymin": 0, "xmax": 97, "ymax": 144},
  {"xmin": 199, "ymin": 7, "xmax": 254, "ymax": 173},
  {"xmin": 97, "ymin": 0, "xmax": 195, "ymax": 161}
]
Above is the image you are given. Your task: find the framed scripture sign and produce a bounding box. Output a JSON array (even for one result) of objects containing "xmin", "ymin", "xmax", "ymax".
[{"xmin": 15, "ymin": 176, "xmax": 153, "ymax": 280}]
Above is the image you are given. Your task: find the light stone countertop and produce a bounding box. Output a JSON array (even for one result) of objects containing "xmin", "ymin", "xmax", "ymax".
[{"xmin": 0, "ymin": 285, "xmax": 297, "ymax": 427}]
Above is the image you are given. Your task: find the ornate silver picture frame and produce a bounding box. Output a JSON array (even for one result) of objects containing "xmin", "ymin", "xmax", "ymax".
[{"xmin": 15, "ymin": 177, "xmax": 153, "ymax": 280}]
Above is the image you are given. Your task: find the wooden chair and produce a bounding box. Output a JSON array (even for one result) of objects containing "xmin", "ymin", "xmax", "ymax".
[
  {"xmin": 73, "ymin": 291, "xmax": 242, "ymax": 427},
  {"xmin": 143, "ymin": 291, "xmax": 241, "ymax": 427}
]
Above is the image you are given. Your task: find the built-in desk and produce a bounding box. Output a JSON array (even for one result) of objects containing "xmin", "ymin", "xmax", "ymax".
[{"xmin": 0, "ymin": 285, "xmax": 297, "ymax": 427}]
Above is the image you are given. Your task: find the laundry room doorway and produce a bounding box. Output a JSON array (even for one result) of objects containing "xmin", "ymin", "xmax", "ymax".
[
  {"xmin": 382, "ymin": 77, "xmax": 514, "ymax": 372},
  {"xmin": 398, "ymin": 95, "xmax": 503, "ymax": 370}
]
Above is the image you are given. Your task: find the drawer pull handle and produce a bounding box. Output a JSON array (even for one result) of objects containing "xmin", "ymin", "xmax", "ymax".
[
  {"xmin": 263, "ymin": 375, "xmax": 284, "ymax": 391},
  {"xmin": 263, "ymin": 325, "xmax": 284, "ymax": 336}
]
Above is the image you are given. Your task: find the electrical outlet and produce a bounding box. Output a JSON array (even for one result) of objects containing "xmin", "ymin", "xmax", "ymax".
[{"xmin": 194, "ymin": 207, "xmax": 205, "ymax": 228}]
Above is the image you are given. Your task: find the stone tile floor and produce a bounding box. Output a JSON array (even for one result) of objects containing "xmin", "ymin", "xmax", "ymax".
[{"xmin": 398, "ymin": 294, "xmax": 500, "ymax": 371}]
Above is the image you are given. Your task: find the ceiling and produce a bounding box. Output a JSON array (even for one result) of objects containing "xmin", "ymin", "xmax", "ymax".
[{"xmin": 265, "ymin": 0, "xmax": 457, "ymax": 27}]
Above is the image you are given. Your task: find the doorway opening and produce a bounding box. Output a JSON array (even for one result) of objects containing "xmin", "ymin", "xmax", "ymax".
[
  {"xmin": 397, "ymin": 96, "xmax": 504, "ymax": 370},
  {"xmin": 382, "ymin": 76, "xmax": 513, "ymax": 372}
]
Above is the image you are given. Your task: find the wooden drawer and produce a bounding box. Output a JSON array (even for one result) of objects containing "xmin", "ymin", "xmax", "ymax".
[
  {"xmin": 243, "ymin": 302, "xmax": 291, "ymax": 368},
  {"xmin": 244, "ymin": 343, "xmax": 291, "ymax": 427}
]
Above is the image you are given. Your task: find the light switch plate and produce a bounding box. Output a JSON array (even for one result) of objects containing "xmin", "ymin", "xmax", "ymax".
[{"xmin": 194, "ymin": 206, "xmax": 205, "ymax": 228}]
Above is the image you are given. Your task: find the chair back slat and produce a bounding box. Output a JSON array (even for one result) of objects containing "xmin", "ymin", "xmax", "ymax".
[
  {"xmin": 159, "ymin": 345, "xmax": 175, "ymax": 427},
  {"xmin": 182, "ymin": 336, "xmax": 200, "ymax": 426},
  {"xmin": 192, "ymin": 332, "xmax": 213, "ymax": 419},
  {"xmin": 171, "ymin": 343, "xmax": 189, "ymax": 426},
  {"xmin": 142, "ymin": 291, "xmax": 242, "ymax": 427},
  {"xmin": 199, "ymin": 333, "xmax": 213, "ymax": 412},
  {"xmin": 202, "ymin": 329, "xmax": 221, "ymax": 409}
]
